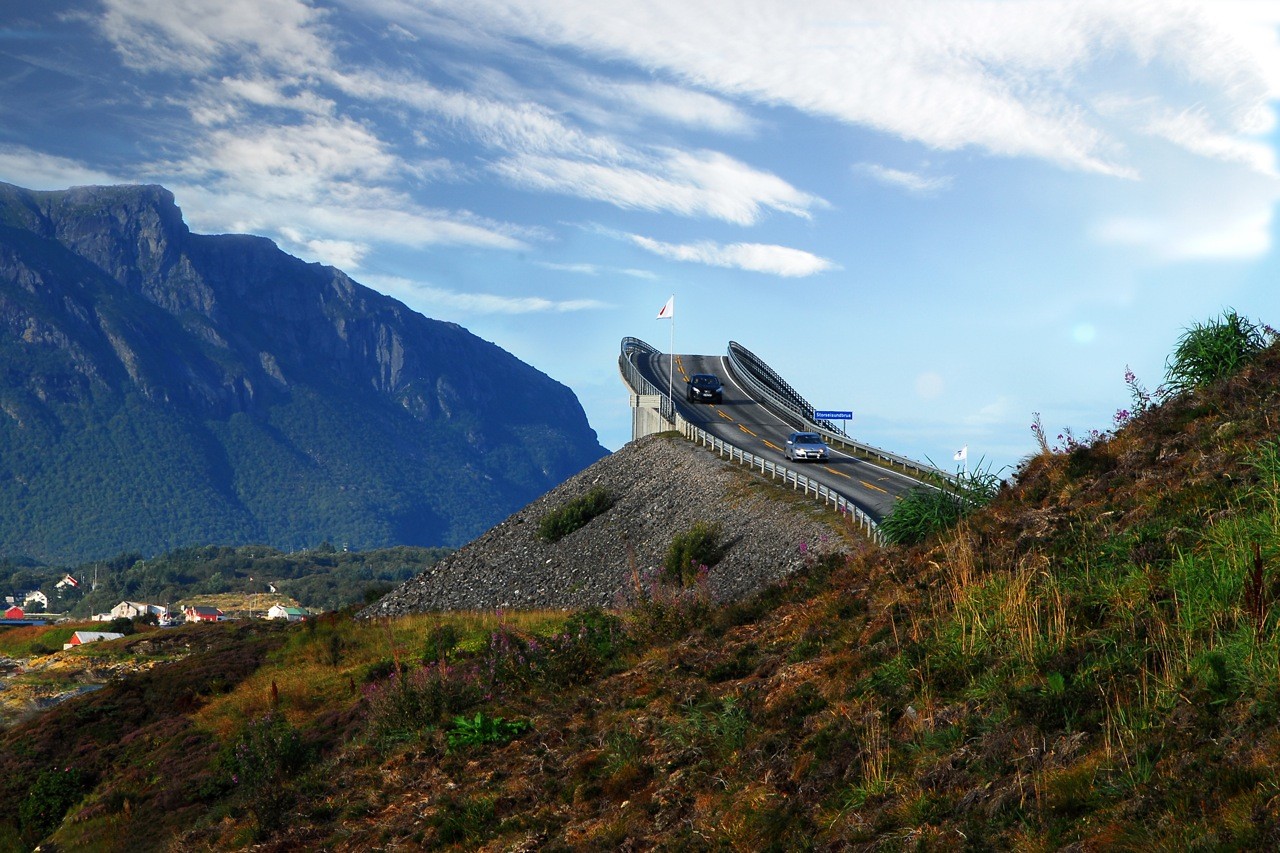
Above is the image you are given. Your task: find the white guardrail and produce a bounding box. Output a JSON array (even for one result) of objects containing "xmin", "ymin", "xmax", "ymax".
[
  {"xmin": 619, "ymin": 337, "xmax": 886, "ymax": 545},
  {"xmin": 725, "ymin": 341, "xmax": 953, "ymax": 485}
]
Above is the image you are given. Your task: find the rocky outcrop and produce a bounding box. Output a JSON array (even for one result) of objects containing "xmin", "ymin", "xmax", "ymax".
[{"xmin": 361, "ymin": 433, "xmax": 872, "ymax": 614}]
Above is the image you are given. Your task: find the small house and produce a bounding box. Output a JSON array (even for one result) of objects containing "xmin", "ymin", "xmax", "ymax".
[
  {"xmin": 21, "ymin": 591, "xmax": 48, "ymax": 610},
  {"xmin": 110, "ymin": 601, "xmax": 169, "ymax": 621},
  {"xmin": 3, "ymin": 606, "xmax": 23, "ymax": 620},
  {"xmin": 63, "ymin": 631, "xmax": 126, "ymax": 650},
  {"xmin": 266, "ymin": 605, "xmax": 309, "ymax": 622},
  {"xmin": 183, "ymin": 605, "xmax": 222, "ymax": 623}
]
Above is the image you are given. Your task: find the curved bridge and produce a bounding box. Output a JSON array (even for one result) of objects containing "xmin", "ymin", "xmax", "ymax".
[{"xmin": 619, "ymin": 338, "xmax": 943, "ymax": 541}]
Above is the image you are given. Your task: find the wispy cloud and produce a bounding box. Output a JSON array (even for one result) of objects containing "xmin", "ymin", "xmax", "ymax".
[
  {"xmin": 395, "ymin": 0, "xmax": 1274, "ymax": 178},
  {"xmin": 628, "ymin": 235, "xmax": 835, "ymax": 277},
  {"xmin": 495, "ymin": 148, "xmax": 824, "ymax": 225},
  {"xmin": 856, "ymin": 163, "xmax": 952, "ymax": 195},
  {"xmin": 535, "ymin": 261, "xmax": 657, "ymax": 279},
  {"xmin": 595, "ymin": 80, "xmax": 756, "ymax": 135},
  {"xmin": 0, "ymin": 146, "xmax": 123, "ymax": 189},
  {"xmin": 366, "ymin": 274, "xmax": 611, "ymax": 314},
  {"xmin": 100, "ymin": 0, "xmax": 331, "ymax": 74}
]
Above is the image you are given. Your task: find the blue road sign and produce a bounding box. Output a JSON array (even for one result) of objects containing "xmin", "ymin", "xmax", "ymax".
[{"xmin": 815, "ymin": 410, "xmax": 852, "ymax": 420}]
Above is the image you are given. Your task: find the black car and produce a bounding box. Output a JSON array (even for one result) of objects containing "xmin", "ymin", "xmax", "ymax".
[{"xmin": 686, "ymin": 373, "xmax": 724, "ymax": 403}]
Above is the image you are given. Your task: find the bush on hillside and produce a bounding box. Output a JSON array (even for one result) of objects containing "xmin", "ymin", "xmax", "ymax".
[
  {"xmin": 880, "ymin": 465, "xmax": 1001, "ymax": 546},
  {"xmin": 19, "ymin": 767, "xmax": 88, "ymax": 843},
  {"xmin": 538, "ymin": 488, "xmax": 615, "ymax": 543},
  {"xmin": 663, "ymin": 522, "xmax": 726, "ymax": 586},
  {"xmin": 1165, "ymin": 310, "xmax": 1269, "ymax": 395}
]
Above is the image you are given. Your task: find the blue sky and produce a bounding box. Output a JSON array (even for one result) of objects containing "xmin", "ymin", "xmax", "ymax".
[{"xmin": 2, "ymin": 1, "xmax": 1279, "ymax": 473}]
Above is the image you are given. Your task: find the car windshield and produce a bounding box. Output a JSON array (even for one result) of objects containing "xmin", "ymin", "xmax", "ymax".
[
  {"xmin": 795, "ymin": 434, "xmax": 823, "ymax": 444},
  {"xmin": 691, "ymin": 375, "xmax": 718, "ymax": 386}
]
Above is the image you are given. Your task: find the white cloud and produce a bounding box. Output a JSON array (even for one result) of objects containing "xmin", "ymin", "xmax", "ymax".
[
  {"xmin": 364, "ymin": 275, "xmax": 610, "ymax": 314},
  {"xmin": 1093, "ymin": 205, "xmax": 1273, "ymax": 262},
  {"xmin": 1143, "ymin": 108, "xmax": 1276, "ymax": 176},
  {"xmin": 155, "ymin": 117, "xmax": 534, "ymax": 251},
  {"xmin": 598, "ymin": 81, "xmax": 756, "ymax": 135},
  {"xmin": 628, "ymin": 235, "xmax": 835, "ymax": 277},
  {"xmin": 535, "ymin": 261, "xmax": 659, "ymax": 279},
  {"xmin": 99, "ymin": 0, "xmax": 331, "ymax": 74},
  {"xmin": 278, "ymin": 228, "xmax": 370, "ymax": 270},
  {"xmin": 496, "ymin": 149, "xmax": 824, "ymax": 225},
  {"xmin": 0, "ymin": 147, "xmax": 123, "ymax": 190},
  {"xmin": 856, "ymin": 163, "xmax": 952, "ymax": 195},
  {"xmin": 391, "ymin": 0, "xmax": 1276, "ymax": 178}
]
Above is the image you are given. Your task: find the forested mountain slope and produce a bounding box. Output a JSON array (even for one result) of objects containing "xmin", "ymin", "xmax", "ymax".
[{"xmin": 0, "ymin": 182, "xmax": 607, "ymax": 561}]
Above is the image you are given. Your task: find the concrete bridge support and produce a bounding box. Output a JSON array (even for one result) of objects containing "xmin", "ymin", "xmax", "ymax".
[{"xmin": 629, "ymin": 393, "xmax": 671, "ymax": 440}]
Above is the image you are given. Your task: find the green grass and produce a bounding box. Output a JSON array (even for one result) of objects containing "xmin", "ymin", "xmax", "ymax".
[{"xmin": 538, "ymin": 487, "xmax": 615, "ymax": 542}]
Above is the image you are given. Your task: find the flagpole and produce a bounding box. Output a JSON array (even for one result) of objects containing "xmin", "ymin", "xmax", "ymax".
[{"xmin": 669, "ymin": 296, "xmax": 675, "ymax": 411}]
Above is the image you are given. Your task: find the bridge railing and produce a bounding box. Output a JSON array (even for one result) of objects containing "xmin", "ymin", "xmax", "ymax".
[
  {"xmin": 725, "ymin": 340, "xmax": 952, "ymax": 485},
  {"xmin": 619, "ymin": 336, "xmax": 675, "ymax": 423},
  {"xmin": 675, "ymin": 414, "xmax": 885, "ymax": 545}
]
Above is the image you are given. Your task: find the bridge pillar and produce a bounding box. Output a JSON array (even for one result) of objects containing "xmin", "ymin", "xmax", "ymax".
[{"xmin": 629, "ymin": 393, "xmax": 670, "ymax": 441}]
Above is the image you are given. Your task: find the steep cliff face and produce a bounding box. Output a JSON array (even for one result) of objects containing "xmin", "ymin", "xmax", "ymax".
[{"xmin": 0, "ymin": 182, "xmax": 608, "ymax": 562}]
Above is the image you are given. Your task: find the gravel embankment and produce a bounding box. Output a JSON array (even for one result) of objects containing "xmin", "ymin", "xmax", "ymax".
[{"xmin": 360, "ymin": 433, "xmax": 874, "ymax": 616}]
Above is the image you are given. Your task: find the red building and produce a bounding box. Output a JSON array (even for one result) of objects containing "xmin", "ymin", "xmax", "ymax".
[{"xmin": 3, "ymin": 606, "xmax": 23, "ymax": 619}]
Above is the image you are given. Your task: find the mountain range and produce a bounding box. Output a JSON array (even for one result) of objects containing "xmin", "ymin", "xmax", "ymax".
[{"xmin": 0, "ymin": 182, "xmax": 607, "ymax": 562}]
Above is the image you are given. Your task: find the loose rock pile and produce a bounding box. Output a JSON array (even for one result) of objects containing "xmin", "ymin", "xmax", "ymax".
[{"xmin": 360, "ymin": 433, "xmax": 873, "ymax": 616}]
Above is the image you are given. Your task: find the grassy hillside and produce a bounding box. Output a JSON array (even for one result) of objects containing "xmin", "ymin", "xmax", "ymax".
[{"xmin": 2, "ymin": 318, "xmax": 1279, "ymax": 850}]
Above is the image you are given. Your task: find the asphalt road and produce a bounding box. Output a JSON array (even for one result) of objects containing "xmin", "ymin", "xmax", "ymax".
[{"xmin": 634, "ymin": 350, "xmax": 921, "ymax": 522}]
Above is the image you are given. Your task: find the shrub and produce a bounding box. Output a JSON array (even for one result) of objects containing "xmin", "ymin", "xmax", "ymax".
[
  {"xmin": 363, "ymin": 663, "xmax": 482, "ymax": 743},
  {"xmin": 545, "ymin": 608, "xmax": 630, "ymax": 685},
  {"xmin": 880, "ymin": 465, "xmax": 1000, "ymax": 546},
  {"xmin": 19, "ymin": 767, "xmax": 88, "ymax": 843},
  {"xmin": 106, "ymin": 616, "xmax": 136, "ymax": 635},
  {"xmin": 422, "ymin": 623, "xmax": 461, "ymax": 666},
  {"xmin": 1164, "ymin": 310, "xmax": 1267, "ymax": 395},
  {"xmin": 663, "ymin": 522, "xmax": 726, "ymax": 586},
  {"xmin": 538, "ymin": 487, "xmax": 615, "ymax": 542},
  {"xmin": 222, "ymin": 711, "xmax": 308, "ymax": 833}
]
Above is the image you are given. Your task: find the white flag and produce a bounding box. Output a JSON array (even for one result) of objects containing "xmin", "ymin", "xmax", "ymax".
[
  {"xmin": 656, "ymin": 296, "xmax": 674, "ymax": 319},
  {"xmin": 954, "ymin": 445, "xmax": 968, "ymax": 462}
]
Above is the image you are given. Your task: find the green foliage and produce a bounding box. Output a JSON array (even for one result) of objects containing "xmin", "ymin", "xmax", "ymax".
[
  {"xmin": 1164, "ymin": 309, "xmax": 1267, "ymax": 395},
  {"xmin": 544, "ymin": 608, "xmax": 631, "ymax": 685},
  {"xmin": 364, "ymin": 664, "xmax": 483, "ymax": 744},
  {"xmin": 881, "ymin": 465, "xmax": 1001, "ymax": 545},
  {"xmin": 662, "ymin": 521, "xmax": 726, "ymax": 585},
  {"xmin": 19, "ymin": 767, "xmax": 87, "ymax": 843},
  {"xmin": 445, "ymin": 712, "xmax": 532, "ymax": 752},
  {"xmin": 222, "ymin": 711, "xmax": 308, "ymax": 833},
  {"xmin": 105, "ymin": 616, "xmax": 136, "ymax": 635},
  {"xmin": 665, "ymin": 695, "xmax": 750, "ymax": 759},
  {"xmin": 431, "ymin": 794, "xmax": 499, "ymax": 845},
  {"xmin": 538, "ymin": 487, "xmax": 615, "ymax": 542},
  {"xmin": 422, "ymin": 623, "xmax": 461, "ymax": 665}
]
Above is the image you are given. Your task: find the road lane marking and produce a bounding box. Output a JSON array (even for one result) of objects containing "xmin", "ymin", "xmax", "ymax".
[
  {"xmin": 860, "ymin": 479, "xmax": 889, "ymax": 493},
  {"xmin": 763, "ymin": 440, "xmax": 781, "ymax": 452},
  {"xmin": 738, "ymin": 424, "xmax": 757, "ymax": 437},
  {"xmin": 716, "ymin": 409, "xmax": 735, "ymax": 422},
  {"xmin": 823, "ymin": 466, "xmax": 852, "ymax": 479}
]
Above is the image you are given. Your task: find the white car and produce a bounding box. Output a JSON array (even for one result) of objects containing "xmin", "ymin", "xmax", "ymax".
[{"xmin": 784, "ymin": 432, "xmax": 830, "ymax": 462}]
